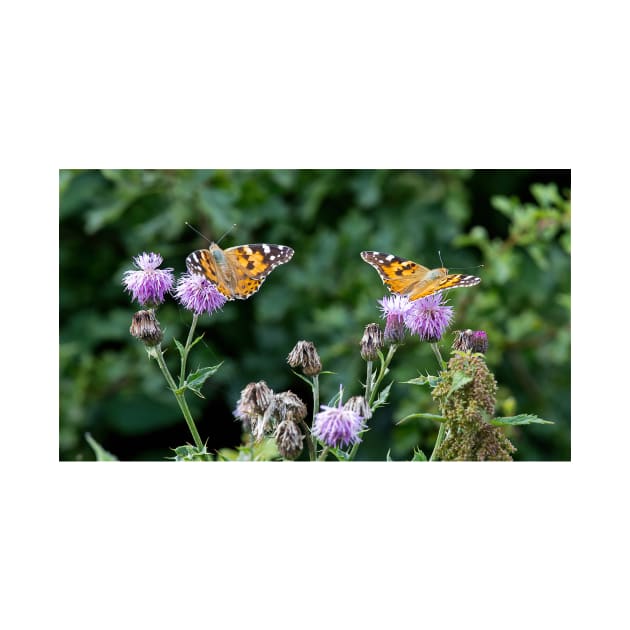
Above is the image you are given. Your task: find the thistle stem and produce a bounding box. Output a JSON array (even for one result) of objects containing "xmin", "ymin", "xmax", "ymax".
[
  {"xmin": 300, "ymin": 420, "xmax": 315, "ymax": 461},
  {"xmin": 429, "ymin": 342, "xmax": 447, "ymax": 460},
  {"xmin": 430, "ymin": 423, "xmax": 446, "ymax": 461},
  {"xmin": 179, "ymin": 313, "xmax": 199, "ymax": 387},
  {"xmin": 153, "ymin": 344, "xmax": 205, "ymax": 453},
  {"xmin": 311, "ymin": 374, "xmax": 320, "ymax": 460},
  {"xmin": 364, "ymin": 359, "xmax": 374, "ymax": 403},
  {"xmin": 430, "ymin": 342, "xmax": 446, "ymax": 372},
  {"xmin": 368, "ymin": 344, "xmax": 398, "ymax": 408}
]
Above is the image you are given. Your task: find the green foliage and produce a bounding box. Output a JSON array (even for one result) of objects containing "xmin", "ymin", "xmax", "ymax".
[{"xmin": 59, "ymin": 169, "xmax": 570, "ymax": 461}]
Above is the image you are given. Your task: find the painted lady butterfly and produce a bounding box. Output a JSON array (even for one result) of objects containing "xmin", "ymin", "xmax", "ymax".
[
  {"xmin": 186, "ymin": 242, "xmax": 294, "ymax": 300},
  {"xmin": 360, "ymin": 251, "xmax": 481, "ymax": 300}
]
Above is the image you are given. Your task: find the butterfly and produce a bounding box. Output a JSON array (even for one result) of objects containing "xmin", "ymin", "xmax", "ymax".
[
  {"xmin": 360, "ymin": 251, "xmax": 481, "ymax": 301},
  {"xmin": 186, "ymin": 242, "xmax": 294, "ymax": 300}
]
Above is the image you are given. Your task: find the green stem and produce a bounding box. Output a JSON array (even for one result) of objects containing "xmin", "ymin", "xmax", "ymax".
[
  {"xmin": 179, "ymin": 313, "xmax": 199, "ymax": 387},
  {"xmin": 430, "ymin": 342, "xmax": 446, "ymax": 372},
  {"xmin": 318, "ymin": 447, "xmax": 330, "ymax": 461},
  {"xmin": 368, "ymin": 344, "xmax": 398, "ymax": 407},
  {"xmin": 430, "ymin": 423, "xmax": 446, "ymax": 461},
  {"xmin": 300, "ymin": 420, "xmax": 315, "ymax": 461},
  {"xmin": 429, "ymin": 342, "xmax": 447, "ymax": 461},
  {"xmin": 311, "ymin": 374, "xmax": 320, "ymax": 460},
  {"xmin": 153, "ymin": 343, "xmax": 206, "ymax": 455},
  {"xmin": 364, "ymin": 359, "xmax": 374, "ymax": 402}
]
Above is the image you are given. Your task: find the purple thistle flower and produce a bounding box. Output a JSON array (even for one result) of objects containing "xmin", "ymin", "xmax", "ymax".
[
  {"xmin": 122, "ymin": 252, "xmax": 174, "ymax": 306},
  {"xmin": 174, "ymin": 272, "xmax": 227, "ymax": 315},
  {"xmin": 378, "ymin": 294, "xmax": 412, "ymax": 343},
  {"xmin": 404, "ymin": 293, "xmax": 454, "ymax": 342},
  {"xmin": 312, "ymin": 389, "xmax": 365, "ymax": 449}
]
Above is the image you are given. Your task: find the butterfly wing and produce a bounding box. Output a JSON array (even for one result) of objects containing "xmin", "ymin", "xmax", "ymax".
[
  {"xmin": 186, "ymin": 249, "xmax": 219, "ymax": 284},
  {"xmin": 224, "ymin": 243, "xmax": 294, "ymax": 299},
  {"xmin": 361, "ymin": 250, "xmax": 481, "ymax": 300},
  {"xmin": 414, "ymin": 272, "xmax": 481, "ymax": 300},
  {"xmin": 360, "ymin": 251, "xmax": 430, "ymax": 295}
]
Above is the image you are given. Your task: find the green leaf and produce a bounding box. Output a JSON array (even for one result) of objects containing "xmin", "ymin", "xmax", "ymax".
[
  {"xmin": 396, "ymin": 413, "xmax": 446, "ymax": 425},
  {"xmin": 185, "ymin": 363, "xmax": 223, "ymax": 397},
  {"xmin": 402, "ymin": 374, "xmax": 441, "ymax": 387},
  {"xmin": 491, "ymin": 414, "xmax": 554, "ymax": 426},
  {"xmin": 85, "ymin": 432, "xmax": 118, "ymax": 461},
  {"xmin": 173, "ymin": 338, "xmax": 185, "ymax": 359},
  {"xmin": 372, "ymin": 381, "xmax": 393, "ymax": 410},
  {"xmin": 190, "ymin": 333, "xmax": 206, "ymax": 349},
  {"xmin": 447, "ymin": 371, "xmax": 473, "ymax": 399},
  {"xmin": 169, "ymin": 443, "xmax": 213, "ymax": 461},
  {"xmin": 327, "ymin": 446, "xmax": 350, "ymax": 461},
  {"xmin": 411, "ymin": 448, "xmax": 427, "ymax": 462},
  {"xmin": 291, "ymin": 369, "xmax": 314, "ymax": 388}
]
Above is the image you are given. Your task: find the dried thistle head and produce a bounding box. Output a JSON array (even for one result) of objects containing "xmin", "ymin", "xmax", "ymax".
[
  {"xmin": 287, "ymin": 340, "xmax": 322, "ymax": 376},
  {"xmin": 274, "ymin": 420, "xmax": 304, "ymax": 460},
  {"xmin": 129, "ymin": 310, "xmax": 163, "ymax": 347},
  {"xmin": 452, "ymin": 329, "xmax": 489, "ymax": 354},
  {"xmin": 360, "ymin": 323, "xmax": 384, "ymax": 361}
]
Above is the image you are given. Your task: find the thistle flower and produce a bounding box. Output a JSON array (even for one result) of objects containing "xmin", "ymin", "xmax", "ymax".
[
  {"xmin": 378, "ymin": 294, "xmax": 412, "ymax": 343},
  {"xmin": 274, "ymin": 420, "xmax": 304, "ymax": 460},
  {"xmin": 453, "ymin": 329, "xmax": 488, "ymax": 354},
  {"xmin": 404, "ymin": 293, "xmax": 453, "ymax": 342},
  {"xmin": 312, "ymin": 388, "xmax": 365, "ymax": 449},
  {"xmin": 360, "ymin": 323, "xmax": 384, "ymax": 361},
  {"xmin": 287, "ymin": 340, "xmax": 322, "ymax": 376},
  {"xmin": 129, "ymin": 310, "xmax": 163, "ymax": 346},
  {"xmin": 122, "ymin": 252, "xmax": 174, "ymax": 306},
  {"xmin": 174, "ymin": 272, "xmax": 227, "ymax": 315}
]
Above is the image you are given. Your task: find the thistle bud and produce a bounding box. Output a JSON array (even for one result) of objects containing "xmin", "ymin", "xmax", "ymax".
[
  {"xmin": 360, "ymin": 323, "xmax": 384, "ymax": 361},
  {"xmin": 343, "ymin": 395, "xmax": 373, "ymax": 421},
  {"xmin": 129, "ymin": 310, "xmax": 163, "ymax": 346},
  {"xmin": 287, "ymin": 340, "xmax": 322, "ymax": 376},
  {"xmin": 234, "ymin": 381, "xmax": 274, "ymax": 418},
  {"xmin": 453, "ymin": 329, "xmax": 489, "ymax": 354},
  {"xmin": 274, "ymin": 420, "xmax": 304, "ymax": 460},
  {"xmin": 273, "ymin": 391, "xmax": 308, "ymax": 423}
]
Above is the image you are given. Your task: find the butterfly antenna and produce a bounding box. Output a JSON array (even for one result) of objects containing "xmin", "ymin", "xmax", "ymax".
[
  {"xmin": 438, "ymin": 250, "xmax": 445, "ymax": 267},
  {"xmin": 449, "ymin": 264, "xmax": 485, "ymax": 271},
  {"xmin": 216, "ymin": 223, "xmax": 238, "ymax": 246},
  {"xmin": 185, "ymin": 222, "xmax": 213, "ymax": 244}
]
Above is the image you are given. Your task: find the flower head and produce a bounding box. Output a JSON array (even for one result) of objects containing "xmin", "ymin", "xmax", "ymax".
[
  {"xmin": 122, "ymin": 252, "xmax": 174, "ymax": 306},
  {"xmin": 271, "ymin": 391, "xmax": 308, "ymax": 423},
  {"xmin": 274, "ymin": 420, "xmax": 304, "ymax": 460},
  {"xmin": 129, "ymin": 309, "xmax": 163, "ymax": 346},
  {"xmin": 404, "ymin": 293, "xmax": 454, "ymax": 342},
  {"xmin": 174, "ymin": 272, "xmax": 227, "ymax": 315},
  {"xmin": 312, "ymin": 387, "xmax": 365, "ymax": 449},
  {"xmin": 360, "ymin": 323, "xmax": 384, "ymax": 361},
  {"xmin": 343, "ymin": 395, "xmax": 372, "ymax": 421},
  {"xmin": 453, "ymin": 329, "xmax": 489, "ymax": 354},
  {"xmin": 234, "ymin": 381, "xmax": 274, "ymax": 420},
  {"xmin": 287, "ymin": 340, "xmax": 322, "ymax": 376},
  {"xmin": 378, "ymin": 294, "xmax": 412, "ymax": 343}
]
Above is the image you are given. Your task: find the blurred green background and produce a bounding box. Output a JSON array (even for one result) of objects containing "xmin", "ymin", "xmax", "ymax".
[{"xmin": 59, "ymin": 169, "xmax": 570, "ymax": 461}]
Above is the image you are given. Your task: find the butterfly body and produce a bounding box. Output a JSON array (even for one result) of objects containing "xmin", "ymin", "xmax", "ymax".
[
  {"xmin": 360, "ymin": 251, "xmax": 480, "ymax": 300},
  {"xmin": 187, "ymin": 242, "xmax": 294, "ymax": 300}
]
